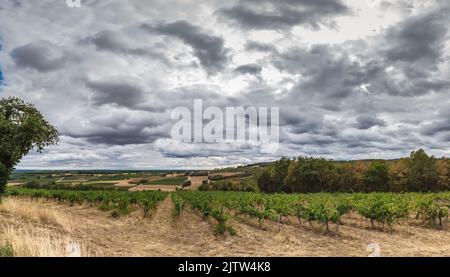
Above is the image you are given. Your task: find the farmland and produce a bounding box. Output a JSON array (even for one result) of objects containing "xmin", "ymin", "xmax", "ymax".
[
  {"xmin": 8, "ymin": 170, "xmax": 191, "ymax": 192},
  {"xmin": 1, "ymin": 152, "xmax": 450, "ymax": 257},
  {"xmin": 2, "ymin": 186, "xmax": 450, "ymax": 256}
]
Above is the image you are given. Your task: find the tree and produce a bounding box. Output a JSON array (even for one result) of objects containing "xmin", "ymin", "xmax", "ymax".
[
  {"xmin": 284, "ymin": 157, "xmax": 338, "ymax": 193},
  {"xmin": 271, "ymin": 157, "xmax": 291, "ymax": 192},
  {"xmin": 436, "ymin": 158, "xmax": 449, "ymax": 191},
  {"xmin": 363, "ymin": 161, "xmax": 390, "ymax": 192},
  {"xmin": 405, "ymin": 149, "xmax": 438, "ymax": 192},
  {"xmin": 256, "ymin": 168, "xmax": 277, "ymax": 193},
  {"xmin": 389, "ymin": 159, "xmax": 408, "ymax": 192},
  {"xmin": 0, "ymin": 97, "xmax": 59, "ymax": 194},
  {"xmin": 336, "ymin": 163, "xmax": 358, "ymax": 192}
]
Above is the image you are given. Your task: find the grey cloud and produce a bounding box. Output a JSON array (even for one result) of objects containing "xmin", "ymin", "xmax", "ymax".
[
  {"xmin": 10, "ymin": 41, "xmax": 66, "ymax": 72},
  {"xmin": 86, "ymin": 30, "xmax": 172, "ymax": 65},
  {"xmin": 354, "ymin": 115, "xmax": 386, "ymax": 130},
  {"xmin": 245, "ymin": 41, "xmax": 277, "ymax": 53},
  {"xmin": 383, "ymin": 10, "xmax": 448, "ymax": 66},
  {"xmin": 62, "ymin": 110, "xmax": 171, "ymax": 146},
  {"xmin": 235, "ymin": 64, "xmax": 262, "ymax": 75},
  {"xmin": 141, "ymin": 20, "xmax": 228, "ymax": 73},
  {"xmin": 219, "ymin": 0, "xmax": 349, "ymax": 30},
  {"xmin": 86, "ymin": 79, "xmax": 146, "ymax": 108},
  {"xmin": 1, "ymin": 0, "xmax": 450, "ymax": 168},
  {"xmin": 370, "ymin": 8, "xmax": 450, "ymax": 96},
  {"xmin": 275, "ymin": 45, "xmax": 370, "ymax": 102},
  {"xmin": 421, "ymin": 109, "xmax": 450, "ymax": 137}
]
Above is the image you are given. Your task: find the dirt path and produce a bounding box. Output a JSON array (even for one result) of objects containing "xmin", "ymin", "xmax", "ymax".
[
  {"xmin": 187, "ymin": 176, "xmax": 208, "ymax": 190},
  {"xmin": 2, "ymin": 197, "xmax": 450, "ymax": 256}
]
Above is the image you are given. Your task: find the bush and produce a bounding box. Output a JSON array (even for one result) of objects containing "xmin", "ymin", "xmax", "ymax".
[
  {"xmin": 364, "ymin": 162, "xmax": 390, "ymax": 192},
  {"xmin": 0, "ymin": 243, "xmax": 14, "ymax": 257},
  {"xmin": 182, "ymin": 180, "xmax": 192, "ymax": 188}
]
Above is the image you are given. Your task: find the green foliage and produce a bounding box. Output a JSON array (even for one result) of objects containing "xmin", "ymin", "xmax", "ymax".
[
  {"xmin": 255, "ymin": 149, "xmax": 445, "ymax": 193},
  {"xmin": 171, "ymin": 193, "xmax": 184, "ymax": 217},
  {"xmin": 149, "ymin": 176, "xmax": 188, "ymax": 185},
  {"xmin": 0, "ymin": 243, "xmax": 14, "ymax": 257},
  {"xmin": 172, "ymin": 191, "xmax": 450, "ymax": 234},
  {"xmin": 415, "ymin": 197, "xmax": 448, "ymax": 227},
  {"xmin": 405, "ymin": 149, "xmax": 439, "ymax": 192},
  {"xmin": 205, "ymin": 177, "xmax": 258, "ymax": 192},
  {"xmin": 0, "ymin": 97, "xmax": 59, "ymax": 194},
  {"xmin": 355, "ymin": 194, "xmax": 409, "ymax": 229},
  {"xmin": 363, "ymin": 162, "xmax": 390, "ymax": 192},
  {"xmin": 284, "ymin": 157, "xmax": 338, "ymax": 193},
  {"xmin": 5, "ymin": 187, "xmax": 167, "ymax": 217}
]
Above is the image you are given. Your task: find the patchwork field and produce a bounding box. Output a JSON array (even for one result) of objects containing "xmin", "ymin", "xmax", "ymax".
[
  {"xmin": 1, "ymin": 193, "xmax": 450, "ymax": 257},
  {"xmin": 2, "ymin": 166, "xmax": 450, "ymax": 257}
]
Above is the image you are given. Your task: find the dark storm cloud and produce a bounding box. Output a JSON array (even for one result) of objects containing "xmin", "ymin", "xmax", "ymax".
[
  {"xmin": 235, "ymin": 64, "xmax": 262, "ymax": 75},
  {"xmin": 86, "ymin": 30, "xmax": 172, "ymax": 65},
  {"xmin": 10, "ymin": 41, "xmax": 66, "ymax": 72},
  {"xmin": 86, "ymin": 79, "xmax": 146, "ymax": 108},
  {"xmin": 273, "ymin": 7, "xmax": 450, "ymax": 100},
  {"xmin": 354, "ymin": 115, "xmax": 386, "ymax": 130},
  {"xmin": 372, "ymin": 8, "xmax": 450, "ymax": 96},
  {"xmin": 422, "ymin": 120, "xmax": 450, "ymax": 137},
  {"xmin": 275, "ymin": 45, "xmax": 371, "ymax": 101},
  {"xmin": 62, "ymin": 111, "xmax": 171, "ymax": 145},
  {"xmin": 2, "ymin": 0, "xmax": 450, "ymax": 168},
  {"xmin": 141, "ymin": 20, "xmax": 228, "ymax": 73},
  {"xmin": 219, "ymin": 0, "xmax": 349, "ymax": 30},
  {"xmin": 383, "ymin": 10, "xmax": 448, "ymax": 66},
  {"xmin": 245, "ymin": 41, "xmax": 277, "ymax": 53},
  {"xmin": 421, "ymin": 109, "xmax": 450, "ymax": 137},
  {"xmin": 71, "ymin": 129, "xmax": 164, "ymax": 145}
]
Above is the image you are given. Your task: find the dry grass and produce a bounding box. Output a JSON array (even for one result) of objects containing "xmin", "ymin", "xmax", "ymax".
[
  {"xmin": 0, "ymin": 198, "xmax": 92, "ymax": 257},
  {"xmin": 0, "ymin": 226, "xmax": 91, "ymax": 257},
  {"xmin": 2, "ymin": 197, "xmax": 450, "ymax": 256},
  {"xmin": 0, "ymin": 198, "xmax": 73, "ymax": 231}
]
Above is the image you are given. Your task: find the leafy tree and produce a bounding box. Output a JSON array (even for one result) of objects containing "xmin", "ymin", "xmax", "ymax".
[
  {"xmin": 284, "ymin": 157, "xmax": 338, "ymax": 193},
  {"xmin": 271, "ymin": 157, "xmax": 291, "ymax": 192},
  {"xmin": 256, "ymin": 168, "xmax": 277, "ymax": 193},
  {"xmin": 436, "ymin": 158, "xmax": 449, "ymax": 191},
  {"xmin": 405, "ymin": 149, "xmax": 438, "ymax": 192},
  {"xmin": 0, "ymin": 97, "xmax": 59, "ymax": 194},
  {"xmin": 388, "ymin": 159, "xmax": 408, "ymax": 192},
  {"xmin": 335, "ymin": 163, "xmax": 358, "ymax": 192},
  {"xmin": 364, "ymin": 161, "xmax": 390, "ymax": 192}
]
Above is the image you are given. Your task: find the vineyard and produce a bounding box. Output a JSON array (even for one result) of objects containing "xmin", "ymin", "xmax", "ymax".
[
  {"xmin": 5, "ymin": 187, "xmax": 167, "ymax": 217},
  {"xmin": 2, "ymin": 186, "xmax": 450, "ymax": 256},
  {"xmin": 172, "ymin": 191, "xmax": 450, "ymax": 234},
  {"xmin": 4, "ymin": 187, "xmax": 450, "ymax": 235}
]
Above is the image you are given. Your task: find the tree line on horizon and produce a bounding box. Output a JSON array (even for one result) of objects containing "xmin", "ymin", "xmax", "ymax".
[{"xmin": 256, "ymin": 149, "xmax": 449, "ymax": 193}]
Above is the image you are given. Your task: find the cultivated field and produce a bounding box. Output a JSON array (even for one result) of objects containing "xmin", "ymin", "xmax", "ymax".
[
  {"xmin": 1, "ymin": 163, "xmax": 449, "ymax": 257},
  {"xmin": 1, "ymin": 193, "xmax": 450, "ymax": 257}
]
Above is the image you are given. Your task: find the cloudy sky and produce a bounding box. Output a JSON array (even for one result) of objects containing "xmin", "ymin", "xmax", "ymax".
[{"xmin": 0, "ymin": 0, "xmax": 449, "ymax": 169}]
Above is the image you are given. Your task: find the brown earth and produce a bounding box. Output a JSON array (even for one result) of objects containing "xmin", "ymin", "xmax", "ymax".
[
  {"xmin": 1, "ymin": 197, "xmax": 450, "ymax": 257},
  {"xmin": 187, "ymin": 176, "xmax": 209, "ymax": 190}
]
